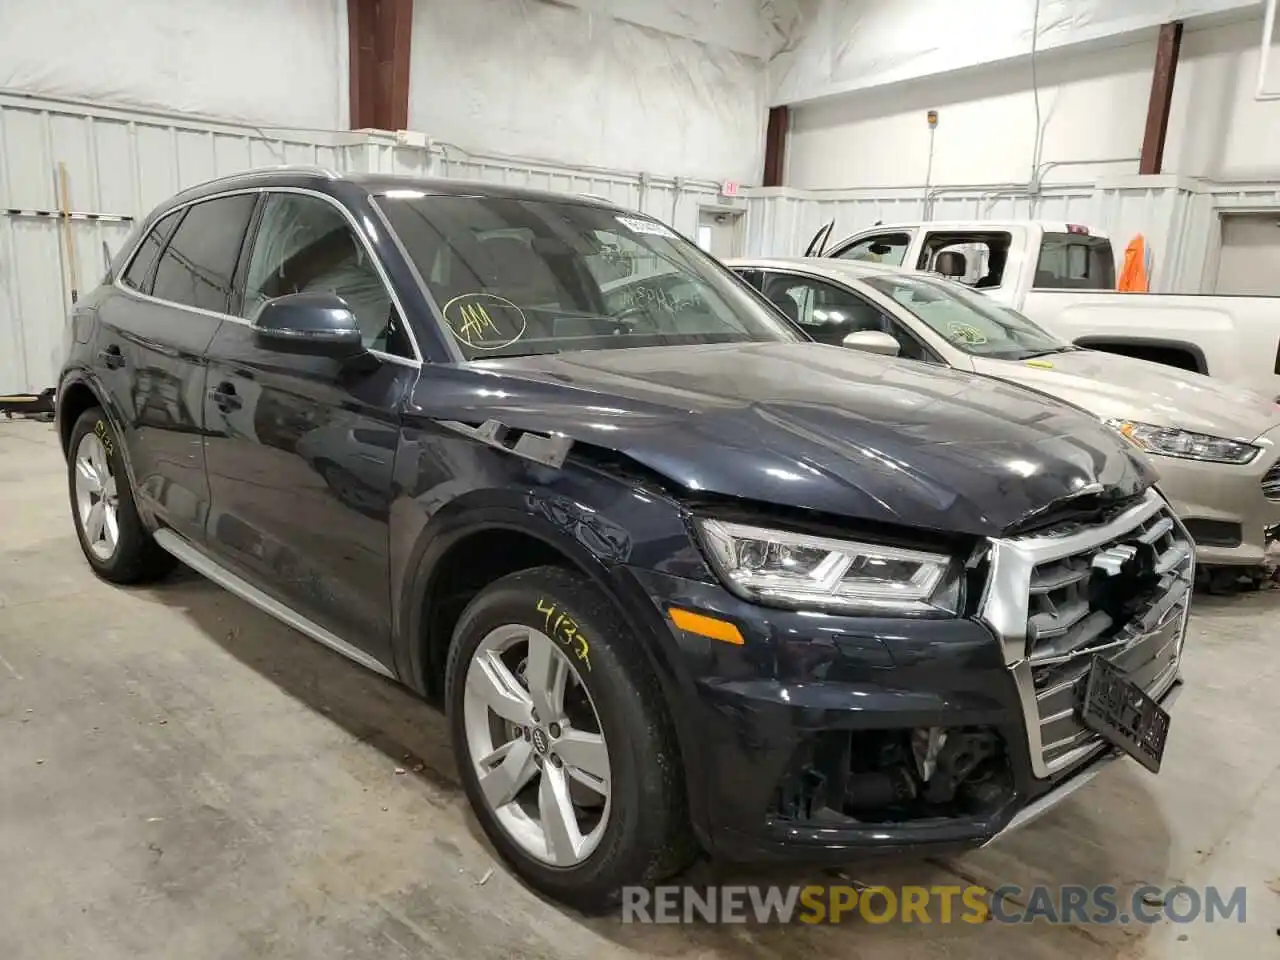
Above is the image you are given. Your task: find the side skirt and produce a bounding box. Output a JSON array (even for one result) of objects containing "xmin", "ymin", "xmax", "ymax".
[{"xmin": 152, "ymin": 528, "xmax": 396, "ymax": 681}]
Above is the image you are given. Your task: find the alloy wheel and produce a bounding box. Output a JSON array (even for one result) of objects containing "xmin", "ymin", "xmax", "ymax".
[
  {"xmin": 461, "ymin": 624, "xmax": 612, "ymax": 867},
  {"xmin": 74, "ymin": 432, "xmax": 119, "ymax": 561}
]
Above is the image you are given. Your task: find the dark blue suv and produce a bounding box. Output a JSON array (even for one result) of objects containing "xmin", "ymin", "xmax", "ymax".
[{"xmin": 56, "ymin": 166, "xmax": 1191, "ymax": 909}]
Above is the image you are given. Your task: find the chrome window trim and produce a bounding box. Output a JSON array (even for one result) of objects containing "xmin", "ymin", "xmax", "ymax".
[
  {"xmin": 112, "ymin": 185, "xmax": 423, "ymax": 369},
  {"xmin": 977, "ymin": 487, "xmax": 1194, "ymax": 779}
]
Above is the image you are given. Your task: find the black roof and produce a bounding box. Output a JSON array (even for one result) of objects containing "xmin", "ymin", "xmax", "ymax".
[{"xmin": 168, "ymin": 165, "xmax": 622, "ymax": 210}]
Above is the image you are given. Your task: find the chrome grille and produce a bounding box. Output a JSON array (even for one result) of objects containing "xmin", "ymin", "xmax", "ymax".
[
  {"xmin": 979, "ymin": 488, "xmax": 1193, "ymax": 779},
  {"xmin": 1263, "ymin": 461, "xmax": 1280, "ymax": 501},
  {"xmin": 1026, "ymin": 511, "xmax": 1190, "ymax": 663}
]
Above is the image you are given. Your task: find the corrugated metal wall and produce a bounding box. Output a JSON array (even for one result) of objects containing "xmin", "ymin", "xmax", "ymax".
[
  {"xmin": 341, "ymin": 136, "xmax": 736, "ymax": 239},
  {"xmin": 3, "ymin": 91, "xmax": 1271, "ymax": 395},
  {"xmin": 0, "ymin": 96, "xmax": 743, "ymax": 393},
  {"xmin": 0, "ymin": 92, "xmax": 351, "ymax": 393},
  {"xmin": 739, "ymin": 178, "xmax": 1214, "ymax": 296}
]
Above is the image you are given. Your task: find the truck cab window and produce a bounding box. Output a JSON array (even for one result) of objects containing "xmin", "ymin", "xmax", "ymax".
[
  {"xmin": 1035, "ymin": 234, "xmax": 1116, "ymax": 289},
  {"xmin": 918, "ymin": 232, "xmax": 1013, "ymax": 289}
]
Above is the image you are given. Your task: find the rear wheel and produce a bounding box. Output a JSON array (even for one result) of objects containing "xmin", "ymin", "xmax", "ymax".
[
  {"xmin": 445, "ymin": 566, "xmax": 695, "ymax": 911},
  {"xmin": 68, "ymin": 407, "xmax": 175, "ymax": 584}
]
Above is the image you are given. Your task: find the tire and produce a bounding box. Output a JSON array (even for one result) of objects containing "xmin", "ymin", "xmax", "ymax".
[
  {"xmin": 67, "ymin": 407, "xmax": 176, "ymax": 584},
  {"xmin": 445, "ymin": 565, "xmax": 696, "ymax": 911}
]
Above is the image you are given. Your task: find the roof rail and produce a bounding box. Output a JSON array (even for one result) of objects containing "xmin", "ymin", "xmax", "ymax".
[{"xmin": 179, "ymin": 164, "xmax": 343, "ymax": 193}]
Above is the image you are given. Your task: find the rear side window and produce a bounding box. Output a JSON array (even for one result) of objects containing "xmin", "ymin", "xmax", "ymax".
[
  {"xmin": 151, "ymin": 194, "xmax": 258, "ymax": 313},
  {"xmin": 1035, "ymin": 234, "xmax": 1116, "ymax": 290},
  {"xmin": 121, "ymin": 209, "xmax": 184, "ymax": 294}
]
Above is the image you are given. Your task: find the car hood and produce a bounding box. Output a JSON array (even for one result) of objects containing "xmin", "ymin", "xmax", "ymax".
[
  {"xmin": 972, "ymin": 349, "xmax": 1280, "ymax": 441},
  {"xmin": 414, "ymin": 342, "xmax": 1156, "ymax": 537}
]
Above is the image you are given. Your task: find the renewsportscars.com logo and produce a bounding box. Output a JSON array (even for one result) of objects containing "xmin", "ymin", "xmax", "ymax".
[{"xmin": 621, "ymin": 884, "xmax": 1250, "ymax": 925}]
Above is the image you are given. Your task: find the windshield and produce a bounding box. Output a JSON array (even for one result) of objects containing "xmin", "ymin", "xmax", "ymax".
[
  {"xmin": 374, "ymin": 194, "xmax": 800, "ymax": 359},
  {"xmin": 861, "ymin": 273, "xmax": 1071, "ymax": 360}
]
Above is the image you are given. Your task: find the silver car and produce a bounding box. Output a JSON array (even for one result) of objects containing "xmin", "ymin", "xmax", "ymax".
[{"xmin": 727, "ymin": 256, "xmax": 1280, "ymax": 573}]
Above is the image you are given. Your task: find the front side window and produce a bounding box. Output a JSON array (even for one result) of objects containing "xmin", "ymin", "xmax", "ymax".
[
  {"xmin": 759, "ymin": 272, "xmax": 934, "ymax": 362},
  {"xmin": 150, "ymin": 194, "xmax": 257, "ymax": 313},
  {"xmin": 861, "ymin": 273, "xmax": 1069, "ymax": 360},
  {"xmin": 834, "ymin": 232, "xmax": 912, "ymax": 266},
  {"xmin": 374, "ymin": 195, "xmax": 800, "ymax": 360},
  {"xmin": 242, "ymin": 193, "xmax": 404, "ymax": 355},
  {"xmin": 121, "ymin": 209, "xmax": 184, "ymax": 294}
]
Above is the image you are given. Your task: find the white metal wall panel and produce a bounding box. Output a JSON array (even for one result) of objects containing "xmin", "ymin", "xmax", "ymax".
[
  {"xmin": 739, "ymin": 181, "xmax": 1202, "ymax": 292},
  {"xmin": 0, "ymin": 94, "xmax": 347, "ymax": 393},
  {"xmin": 344, "ymin": 138, "xmax": 735, "ymax": 239},
  {"xmin": 1, "ymin": 98, "xmax": 745, "ymax": 393},
  {"xmin": 742, "ymin": 185, "xmax": 1097, "ymax": 258}
]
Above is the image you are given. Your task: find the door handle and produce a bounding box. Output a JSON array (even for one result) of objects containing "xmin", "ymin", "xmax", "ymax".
[
  {"xmin": 210, "ymin": 381, "xmax": 242, "ymax": 413},
  {"xmin": 98, "ymin": 345, "xmax": 125, "ymax": 370}
]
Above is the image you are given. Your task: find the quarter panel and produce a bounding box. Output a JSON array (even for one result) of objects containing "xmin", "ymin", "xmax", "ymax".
[{"xmin": 92, "ymin": 287, "xmax": 221, "ymax": 540}]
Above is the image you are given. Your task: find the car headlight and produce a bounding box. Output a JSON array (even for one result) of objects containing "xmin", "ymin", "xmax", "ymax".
[
  {"xmin": 695, "ymin": 519, "xmax": 960, "ymax": 616},
  {"xmin": 1105, "ymin": 419, "xmax": 1259, "ymax": 465}
]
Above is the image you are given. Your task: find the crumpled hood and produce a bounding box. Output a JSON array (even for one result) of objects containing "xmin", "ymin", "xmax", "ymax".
[
  {"xmin": 974, "ymin": 349, "xmax": 1280, "ymax": 441},
  {"xmin": 414, "ymin": 342, "xmax": 1156, "ymax": 537}
]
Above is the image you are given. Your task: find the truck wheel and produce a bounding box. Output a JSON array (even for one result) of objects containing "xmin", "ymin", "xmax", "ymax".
[
  {"xmin": 445, "ymin": 565, "xmax": 696, "ymax": 911},
  {"xmin": 67, "ymin": 407, "xmax": 176, "ymax": 584}
]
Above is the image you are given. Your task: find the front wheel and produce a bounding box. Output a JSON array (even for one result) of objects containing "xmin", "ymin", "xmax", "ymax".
[
  {"xmin": 67, "ymin": 407, "xmax": 175, "ymax": 584},
  {"xmin": 445, "ymin": 566, "xmax": 696, "ymax": 911}
]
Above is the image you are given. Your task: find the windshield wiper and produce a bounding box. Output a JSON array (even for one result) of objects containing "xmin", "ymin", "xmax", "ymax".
[{"xmin": 1017, "ymin": 345, "xmax": 1079, "ymax": 358}]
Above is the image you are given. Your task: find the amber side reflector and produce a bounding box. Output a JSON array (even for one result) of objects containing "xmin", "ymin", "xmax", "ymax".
[{"xmin": 668, "ymin": 607, "xmax": 744, "ymax": 646}]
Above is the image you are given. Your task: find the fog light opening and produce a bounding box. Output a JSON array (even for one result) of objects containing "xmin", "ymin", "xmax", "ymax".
[{"xmin": 841, "ymin": 726, "xmax": 1012, "ymax": 823}]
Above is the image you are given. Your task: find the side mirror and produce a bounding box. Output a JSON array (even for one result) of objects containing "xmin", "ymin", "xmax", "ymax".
[
  {"xmin": 842, "ymin": 330, "xmax": 901, "ymax": 357},
  {"xmin": 252, "ymin": 292, "xmax": 365, "ymax": 359}
]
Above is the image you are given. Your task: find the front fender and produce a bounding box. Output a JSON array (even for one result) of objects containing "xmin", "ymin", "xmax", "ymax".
[{"xmin": 386, "ymin": 439, "xmax": 714, "ymax": 842}]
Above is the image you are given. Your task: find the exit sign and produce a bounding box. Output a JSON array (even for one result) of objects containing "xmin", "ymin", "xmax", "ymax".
[{"xmin": 720, "ymin": 180, "xmax": 740, "ymax": 198}]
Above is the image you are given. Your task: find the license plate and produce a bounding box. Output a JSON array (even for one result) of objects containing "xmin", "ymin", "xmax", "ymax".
[{"xmin": 1077, "ymin": 656, "xmax": 1171, "ymax": 773}]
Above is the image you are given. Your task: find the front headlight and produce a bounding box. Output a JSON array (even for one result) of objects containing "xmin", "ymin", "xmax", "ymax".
[
  {"xmin": 695, "ymin": 519, "xmax": 960, "ymax": 616},
  {"xmin": 1105, "ymin": 419, "xmax": 1259, "ymax": 465}
]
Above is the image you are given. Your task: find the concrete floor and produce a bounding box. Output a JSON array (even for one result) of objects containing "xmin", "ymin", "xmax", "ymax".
[{"xmin": 1, "ymin": 416, "xmax": 1277, "ymax": 959}]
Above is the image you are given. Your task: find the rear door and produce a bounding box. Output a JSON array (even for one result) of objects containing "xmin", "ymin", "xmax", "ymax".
[
  {"xmin": 94, "ymin": 193, "xmax": 258, "ymax": 542},
  {"xmin": 202, "ymin": 188, "xmax": 419, "ymax": 666}
]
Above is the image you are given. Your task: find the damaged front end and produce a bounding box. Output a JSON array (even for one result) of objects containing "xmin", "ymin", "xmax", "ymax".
[{"xmin": 773, "ymin": 726, "xmax": 1014, "ymax": 828}]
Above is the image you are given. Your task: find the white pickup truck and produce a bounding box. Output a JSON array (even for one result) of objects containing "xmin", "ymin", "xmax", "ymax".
[{"xmin": 804, "ymin": 219, "xmax": 1280, "ymax": 399}]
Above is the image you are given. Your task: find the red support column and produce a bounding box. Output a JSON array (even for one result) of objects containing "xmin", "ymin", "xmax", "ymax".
[
  {"xmin": 762, "ymin": 106, "xmax": 789, "ymax": 187},
  {"xmin": 1139, "ymin": 21, "xmax": 1183, "ymax": 175},
  {"xmin": 348, "ymin": 0, "xmax": 413, "ymax": 131}
]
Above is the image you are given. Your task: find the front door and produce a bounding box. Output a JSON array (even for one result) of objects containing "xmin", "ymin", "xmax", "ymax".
[
  {"xmin": 202, "ymin": 189, "xmax": 418, "ymax": 666},
  {"xmin": 97, "ymin": 193, "xmax": 258, "ymax": 542},
  {"xmin": 757, "ymin": 270, "xmax": 941, "ymax": 363}
]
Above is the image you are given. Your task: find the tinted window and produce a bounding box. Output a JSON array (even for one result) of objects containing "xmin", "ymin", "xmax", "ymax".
[
  {"xmin": 375, "ymin": 195, "xmax": 799, "ymax": 360},
  {"xmin": 1035, "ymin": 234, "xmax": 1116, "ymax": 289},
  {"xmin": 242, "ymin": 193, "xmax": 404, "ymax": 355},
  {"xmin": 121, "ymin": 209, "xmax": 183, "ymax": 294},
  {"xmin": 151, "ymin": 194, "xmax": 257, "ymax": 313},
  {"xmin": 760, "ymin": 272, "xmax": 934, "ymax": 362},
  {"xmin": 835, "ymin": 232, "xmax": 911, "ymax": 266}
]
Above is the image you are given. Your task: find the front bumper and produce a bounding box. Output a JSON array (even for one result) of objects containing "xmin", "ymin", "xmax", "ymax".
[
  {"xmin": 624, "ymin": 489, "xmax": 1192, "ymax": 864},
  {"xmin": 1151, "ymin": 427, "xmax": 1280, "ymax": 566}
]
